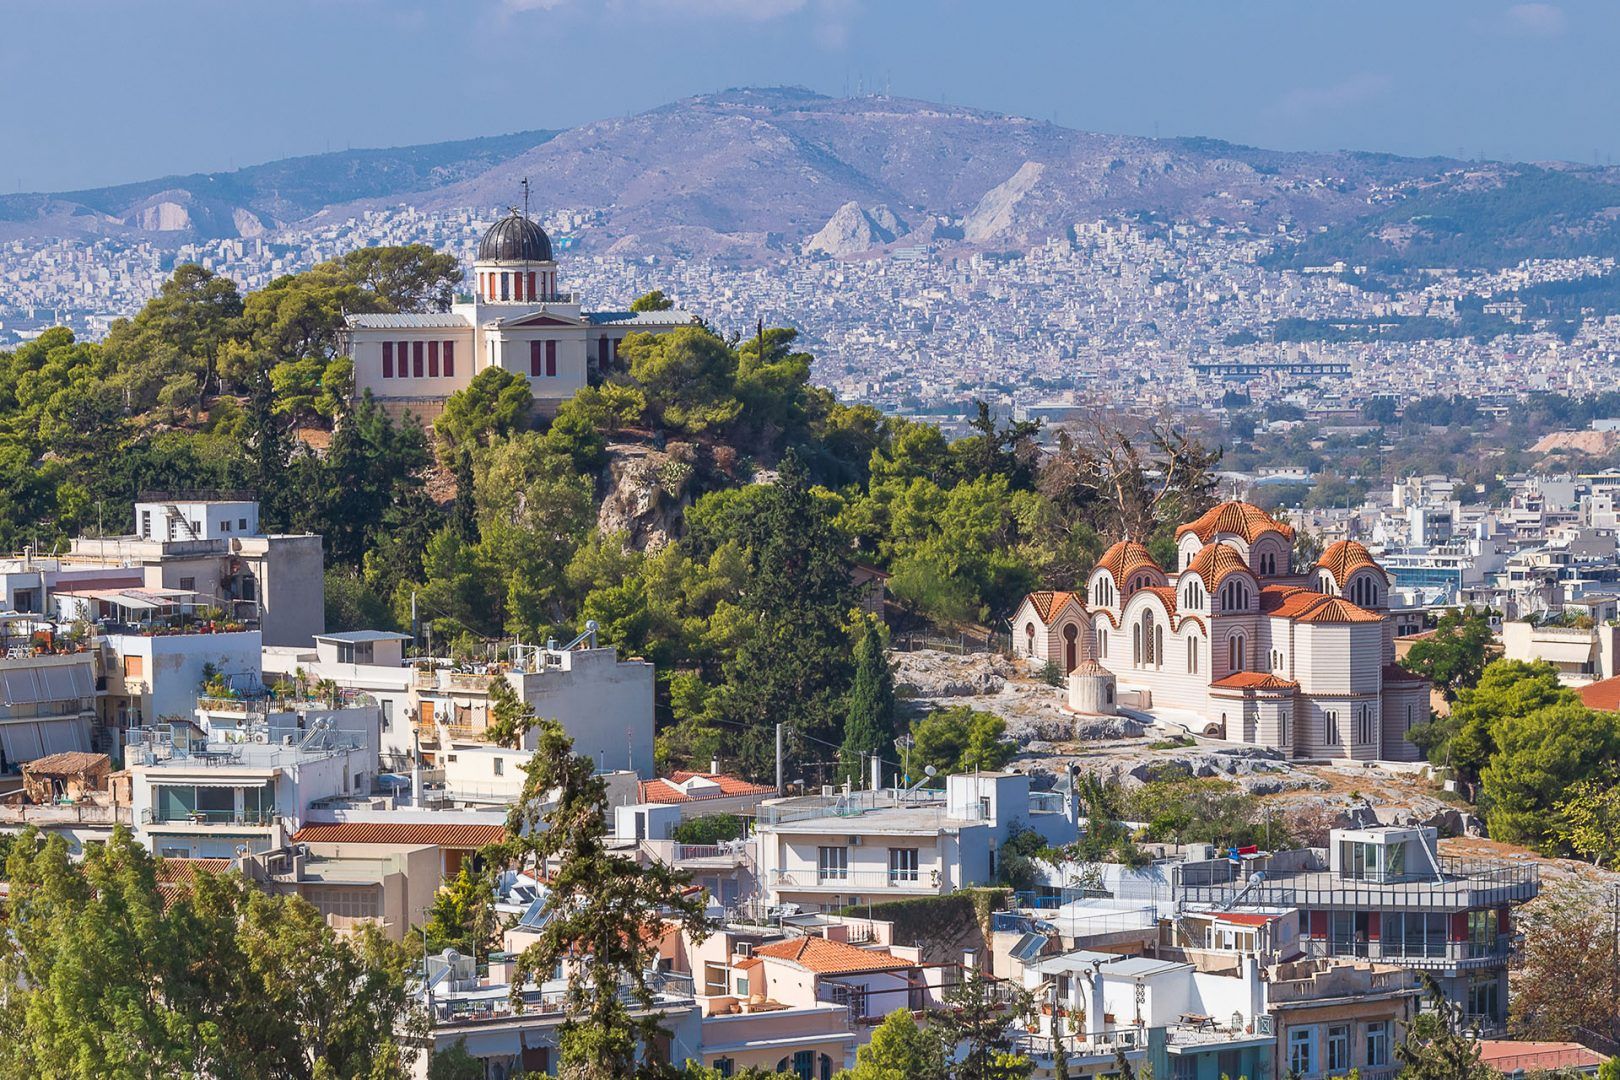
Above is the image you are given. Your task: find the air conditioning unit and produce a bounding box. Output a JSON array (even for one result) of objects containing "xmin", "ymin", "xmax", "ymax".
[
  {"xmin": 735, "ymin": 942, "xmax": 753, "ymax": 958},
  {"xmin": 850, "ymin": 836, "xmax": 862, "ymax": 846}
]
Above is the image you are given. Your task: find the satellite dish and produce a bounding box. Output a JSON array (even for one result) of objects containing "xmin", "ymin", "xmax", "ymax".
[{"xmin": 924, "ymin": 765, "xmax": 937, "ymax": 777}]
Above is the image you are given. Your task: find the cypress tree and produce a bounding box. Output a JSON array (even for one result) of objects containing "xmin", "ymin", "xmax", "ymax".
[{"xmin": 841, "ymin": 621, "xmax": 896, "ymax": 784}]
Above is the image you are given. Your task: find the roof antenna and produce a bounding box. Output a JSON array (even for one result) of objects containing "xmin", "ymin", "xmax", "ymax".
[{"xmin": 521, "ymin": 177, "xmax": 531, "ymax": 219}]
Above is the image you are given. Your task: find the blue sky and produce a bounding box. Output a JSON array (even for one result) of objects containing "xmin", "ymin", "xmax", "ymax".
[{"xmin": 1, "ymin": 0, "xmax": 1611, "ymax": 192}]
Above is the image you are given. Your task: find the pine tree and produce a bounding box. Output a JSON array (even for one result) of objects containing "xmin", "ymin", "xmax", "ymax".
[
  {"xmin": 841, "ymin": 621, "xmax": 896, "ymax": 783},
  {"xmin": 928, "ymin": 968, "xmax": 1034, "ymax": 1080},
  {"xmin": 497, "ymin": 719, "xmax": 709, "ymax": 1079}
]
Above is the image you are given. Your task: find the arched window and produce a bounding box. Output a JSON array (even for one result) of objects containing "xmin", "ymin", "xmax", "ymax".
[
  {"xmin": 1139, "ymin": 610, "xmax": 1157, "ymax": 666},
  {"xmin": 1132, "ymin": 623, "xmax": 1142, "ymax": 665},
  {"xmin": 1155, "ymin": 624, "xmax": 1164, "ymax": 666},
  {"xmin": 1187, "ymin": 637, "xmax": 1199, "ymax": 674},
  {"xmin": 1228, "ymin": 634, "xmax": 1246, "ymax": 671},
  {"xmin": 1024, "ymin": 622, "xmax": 1036, "ymax": 657},
  {"xmin": 1099, "ymin": 628, "xmax": 1108, "ymax": 658}
]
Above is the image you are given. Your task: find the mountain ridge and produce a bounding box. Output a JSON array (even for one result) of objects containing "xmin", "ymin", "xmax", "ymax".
[{"xmin": 7, "ymin": 86, "xmax": 1620, "ymax": 268}]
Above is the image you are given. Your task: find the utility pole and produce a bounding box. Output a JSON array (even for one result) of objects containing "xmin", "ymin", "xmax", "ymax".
[{"xmin": 775, "ymin": 722, "xmax": 785, "ymax": 797}]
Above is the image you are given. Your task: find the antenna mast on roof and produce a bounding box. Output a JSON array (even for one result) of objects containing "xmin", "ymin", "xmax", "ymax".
[{"xmin": 521, "ymin": 177, "xmax": 531, "ymax": 219}]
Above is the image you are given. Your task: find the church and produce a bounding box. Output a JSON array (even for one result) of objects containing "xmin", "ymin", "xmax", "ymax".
[
  {"xmin": 342, "ymin": 209, "xmax": 699, "ymax": 420},
  {"xmin": 1011, "ymin": 501, "xmax": 1431, "ymax": 762}
]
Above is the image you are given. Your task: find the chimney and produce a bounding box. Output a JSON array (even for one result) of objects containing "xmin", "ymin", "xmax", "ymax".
[
  {"xmin": 871, "ymin": 754, "xmax": 881, "ymax": 792},
  {"xmin": 711, "ymin": 757, "xmax": 720, "ymax": 775}
]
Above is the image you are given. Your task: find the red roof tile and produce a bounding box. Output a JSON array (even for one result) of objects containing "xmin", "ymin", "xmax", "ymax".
[
  {"xmin": 1027, "ymin": 590, "xmax": 1082, "ymax": 622},
  {"xmin": 639, "ymin": 772, "xmax": 776, "ymax": 804},
  {"xmin": 291, "ymin": 823, "xmax": 507, "ymax": 848},
  {"xmin": 1316, "ymin": 540, "xmax": 1387, "ymax": 587},
  {"xmin": 1382, "ymin": 663, "xmax": 1428, "ymax": 684},
  {"xmin": 1183, "ymin": 542, "xmax": 1253, "ymax": 586},
  {"xmin": 753, "ymin": 936, "xmax": 914, "ymax": 975},
  {"xmin": 1477, "ymin": 1041, "xmax": 1608, "ymax": 1073},
  {"xmin": 156, "ymin": 857, "xmax": 232, "ymax": 884},
  {"xmin": 1177, "ymin": 501, "xmax": 1295, "ymax": 544},
  {"xmin": 1209, "ymin": 672, "xmax": 1299, "ymax": 692},
  {"xmin": 1579, "ymin": 676, "xmax": 1620, "ymax": 712},
  {"xmin": 1095, "ymin": 541, "xmax": 1162, "ymax": 587}
]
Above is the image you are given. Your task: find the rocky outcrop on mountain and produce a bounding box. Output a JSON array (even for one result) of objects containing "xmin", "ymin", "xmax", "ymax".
[
  {"xmin": 963, "ymin": 161, "xmax": 1045, "ymax": 243},
  {"xmin": 804, "ymin": 200, "xmax": 909, "ymax": 257}
]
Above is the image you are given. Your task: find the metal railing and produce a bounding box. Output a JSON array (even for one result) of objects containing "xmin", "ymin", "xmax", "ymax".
[
  {"xmin": 758, "ymin": 788, "xmax": 982, "ymax": 827},
  {"xmin": 770, "ymin": 867, "xmax": 944, "ymax": 891},
  {"xmin": 1297, "ymin": 933, "xmax": 1515, "ymax": 972},
  {"xmin": 1176, "ymin": 857, "xmax": 1539, "ymax": 910},
  {"xmin": 141, "ymin": 808, "xmax": 280, "ymax": 826}
]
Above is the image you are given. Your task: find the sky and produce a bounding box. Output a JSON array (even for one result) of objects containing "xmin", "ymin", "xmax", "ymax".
[{"xmin": 1, "ymin": 0, "xmax": 1613, "ymax": 193}]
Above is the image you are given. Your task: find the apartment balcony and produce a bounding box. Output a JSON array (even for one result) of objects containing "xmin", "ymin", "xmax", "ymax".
[
  {"xmin": 140, "ymin": 808, "xmax": 281, "ymax": 828},
  {"xmin": 768, "ymin": 867, "xmax": 946, "ymax": 894},
  {"xmin": 1296, "ymin": 933, "xmax": 1516, "ymax": 973},
  {"xmin": 1176, "ymin": 856, "xmax": 1539, "ymax": 911}
]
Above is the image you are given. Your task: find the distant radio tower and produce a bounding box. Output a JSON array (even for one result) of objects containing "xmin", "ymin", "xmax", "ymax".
[{"xmin": 521, "ymin": 177, "xmax": 531, "ymax": 218}]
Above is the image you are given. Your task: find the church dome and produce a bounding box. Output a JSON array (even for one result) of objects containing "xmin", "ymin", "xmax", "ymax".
[{"xmin": 478, "ymin": 212, "xmax": 553, "ymax": 263}]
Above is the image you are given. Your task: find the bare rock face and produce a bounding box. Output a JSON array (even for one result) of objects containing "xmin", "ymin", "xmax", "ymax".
[
  {"xmin": 962, "ymin": 161, "xmax": 1045, "ymax": 242},
  {"xmin": 594, "ymin": 442, "xmax": 696, "ymax": 551},
  {"xmin": 803, "ymin": 200, "xmax": 908, "ymax": 257}
]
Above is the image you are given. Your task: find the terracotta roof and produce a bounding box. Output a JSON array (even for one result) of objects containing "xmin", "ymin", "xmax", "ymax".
[
  {"xmin": 1214, "ymin": 911, "xmax": 1282, "ymax": 926},
  {"xmin": 156, "ymin": 858, "xmax": 232, "ymax": 885},
  {"xmin": 1262, "ymin": 588, "xmax": 1382, "ymax": 624},
  {"xmin": 1095, "ymin": 540, "xmax": 1162, "ymax": 586},
  {"xmin": 1176, "ymin": 501, "xmax": 1295, "ymax": 544},
  {"xmin": 1026, "ymin": 590, "xmax": 1083, "ymax": 623},
  {"xmin": 1578, "ymin": 676, "xmax": 1620, "ymax": 712},
  {"xmin": 1183, "ymin": 542, "xmax": 1253, "ymax": 586},
  {"xmin": 753, "ymin": 936, "xmax": 914, "ymax": 975},
  {"xmin": 639, "ymin": 772, "xmax": 776, "ymax": 804},
  {"xmin": 1071, "ymin": 659, "xmax": 1113, "ymax": 677},
  {"xmin": 1209, "ymin": 672, "xmax": 1299, "ymax": 692},
  {"xmin": 21, "ymin": 751, "xmax": 108, "ymax": 775},
  {"xmin": 1140, "ymin": 585, "xmax": 1179, "ymax": 614},
  {"xmin": 290, "ymin": 823, "xmax": 507, "ymax": 848},
  {"xmin": 1382, "ymin": 663, "xmax": 1428, "ymax": 684},
  {"xmin": 1316, "ymin": 540, "xmax": 1388, "ymax": 587},
  {"xmin": 1477, "ymin": 1041, "xmax": 1608, "ymax": 1073}
]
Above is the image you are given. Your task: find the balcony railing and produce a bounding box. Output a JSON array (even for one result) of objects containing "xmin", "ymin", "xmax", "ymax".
[
  {"xmin": 770, "ymin": 867, "xmax": 944, "ymax": 891},
  {"xmin": 141, "ymin": 808, "xmax": 280, "ymax": 827},
  {"xmin": 1298, "ymin": 933, "xmax": 1514, "ymax": 972},
  {"xmin": 1176, "ymin": 857, "xmax": 1539, "ymax": 910}
]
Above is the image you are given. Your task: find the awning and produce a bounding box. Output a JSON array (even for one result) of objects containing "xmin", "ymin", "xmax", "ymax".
[
  {"xmin": 0, "ymin": 662, "xmax": 95, "ymax": 706},
  {"xmin": 0, "ymin": 718, "xmax": 90, "ymax": 766}
]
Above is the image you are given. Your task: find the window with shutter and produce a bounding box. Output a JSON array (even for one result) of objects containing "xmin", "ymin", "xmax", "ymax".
[
  {"xmin": 530, "ymin": 340, "xmax": 543, "ymax": 376},
  {"xmin": 443, "ymin": 341, "xmax": 455, "ymax": 377},
  {"xmin": 382, "ymin": 341, "xmax": 393, "ymax": 379},
  {"xmin": 546, "ymin": 340, "xmax": 557, "ymax": 377},
  {"xmin": 412, "ymin": 341, "xmax": 424, "ymax": 378},
  {"xmin": 428, "ymin": 341, "xmax": 439, "ymax": 378}
]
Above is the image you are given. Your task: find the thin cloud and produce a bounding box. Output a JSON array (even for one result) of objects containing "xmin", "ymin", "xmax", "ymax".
[
  {"xmin": 1271, "ymin": 72, "xmax": 1393, "ymax": 120},
  {"xmin": 1500, "ymin": 2, "xmax": 1568, "ymax": 37},
  {"xmin": 503, "ymin": 0, "xmax": 811, "ymax": 17}
]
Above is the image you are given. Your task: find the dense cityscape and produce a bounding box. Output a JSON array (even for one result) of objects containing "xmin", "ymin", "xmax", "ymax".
[{"xmin": 4, "ymin": 3, "xmax": 1620, "ymax": 1078}]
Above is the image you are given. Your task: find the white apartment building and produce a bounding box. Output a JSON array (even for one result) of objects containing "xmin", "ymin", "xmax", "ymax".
[{"xmin": 755, "ymin": 772, "xmax": 1078, "ymax": 912}]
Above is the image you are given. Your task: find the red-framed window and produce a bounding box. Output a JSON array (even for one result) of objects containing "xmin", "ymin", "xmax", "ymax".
[
  {"xmin": 530, "ymin": 340, "xmax": 543, "ymax": 377},
  {"xmin": 528, "ymin": 271, "xmax": 538, "ymax": 299},
  {"xmin": 381, "ymin": 341, "xmax": 393, "ymax": 379},
  {"xmin": 545, "ymin": 340, "xmax": 557, "ymax": 377},
  {"xmin": 413, "ymin": 341, "xmax": 424, "ymax": 378},
  {"xmin": 443, "ymin": 341, "xmax": 455, "ymax": 378},
  {"xmin": 428, "ymin": 341, "xmax": 440, "ymax": 378}
]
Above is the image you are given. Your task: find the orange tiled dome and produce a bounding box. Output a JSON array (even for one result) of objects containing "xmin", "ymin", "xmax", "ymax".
[
  {"xmin": 1183, "ymin": 541, "xmax": 1253, "ymax": 585},
  {"xmin": 1315, "ymin": 540, "xmax": 1387, "ymax": 587},
  {"xmin": 1095, "ymin": 540, "xmax": 1162, "ymax": 584},
  {"xmin": 1176, "ymin": 501, "xmax": 1296, "ymax": 544}
]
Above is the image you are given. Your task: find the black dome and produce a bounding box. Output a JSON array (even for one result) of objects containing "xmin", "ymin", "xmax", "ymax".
[{"xmin": 478, "ymin": 212, "xmax": 553, "ymax": 262}]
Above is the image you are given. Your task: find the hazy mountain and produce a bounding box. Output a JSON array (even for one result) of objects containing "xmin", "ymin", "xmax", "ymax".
[
  {"xmin": 0, "ymin": 129, "xmax": 558, "ymax": 242},
  {"xmin": 8, "ymin": 87, "xmax": 1620, "ymax": 269}
]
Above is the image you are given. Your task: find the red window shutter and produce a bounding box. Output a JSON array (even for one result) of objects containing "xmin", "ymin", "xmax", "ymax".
[
  {"xmin": 1366, "ymin": 911, "xmax": 1380, "ymax": 940},
  {"xmin": 530, "ymin": 340, "xmax": 542, "ymax": 377},
  {"xmin": 1308, "ymin": 911, "xmax": 1327, "ymax": 939},
  {"xmin": 443, "ymin": 341, "xmax": 455, "ymax": 378},
  {"xmin": 545, "ymin": 340, "xmax": 557, "ymax": 377},
  {"xmin": 413, "ymin": 341, "xmax": 424, "ymax": 378},
  {"xmin": 1497, "ymin": 907, "xmax": 1510, "ymax": 933},
  {"xmin": 382, "ymin": 342, "xmax": 393, "ymax": 379},
  {"xmin": 428, "ymin": 341, "xmax": 440, "ymax": 378},
  {"xmin": 1450, "ymin": 912, "xmax": 1469, "ymax": 942},
  {"xmin": 528, "ymin": 272, "xmax": 537, "ymax": 299},
  {"xmin": 513, "ymin": 273, "xmax": 524, "ymax": 301}
]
